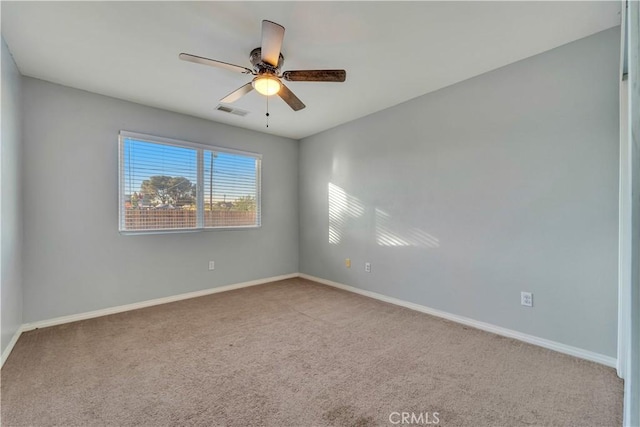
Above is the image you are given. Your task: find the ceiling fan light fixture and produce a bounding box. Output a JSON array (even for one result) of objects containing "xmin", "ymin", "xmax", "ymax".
[{"xmin": 252, "ymin": 75, "xmax": 281, "ymax": 96}]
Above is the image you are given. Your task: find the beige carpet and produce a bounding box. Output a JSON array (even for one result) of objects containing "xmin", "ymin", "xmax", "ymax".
[{"xmin": 1, "ymin": 278, "xmax": 623, "ymax": 426}]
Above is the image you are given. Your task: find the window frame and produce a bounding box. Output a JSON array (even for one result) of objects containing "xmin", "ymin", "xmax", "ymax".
[{"xmin": 118, "ymin": 131, "xmax": 262, "ymax": 234}]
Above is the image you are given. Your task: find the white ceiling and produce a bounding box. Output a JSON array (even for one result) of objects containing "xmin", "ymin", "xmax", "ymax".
[{"xmin": 2, "ymin": 1, "xmax": 621, "ymax": 140}]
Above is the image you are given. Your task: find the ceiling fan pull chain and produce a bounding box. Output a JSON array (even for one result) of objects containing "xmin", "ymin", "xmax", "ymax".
[{"xmin": 266, "ymin": 95, "xmax": 270, "ymax": 128}]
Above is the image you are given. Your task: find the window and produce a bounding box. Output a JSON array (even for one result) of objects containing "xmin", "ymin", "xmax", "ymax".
[{"xmin": 119, "ymin": 131, "xmax": 261, "ymax": 233}]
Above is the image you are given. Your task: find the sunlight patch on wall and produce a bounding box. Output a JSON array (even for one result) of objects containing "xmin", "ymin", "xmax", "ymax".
[
  {"xmin": 328, "ymin": 182, "xmax": 364, "ymax": 244},
  {"xmin": 375, "ymin": 209, "xmax": 440, "ymax": 248}
]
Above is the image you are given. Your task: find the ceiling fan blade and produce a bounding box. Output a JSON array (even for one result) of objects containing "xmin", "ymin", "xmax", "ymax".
[
  {"xmin": 220, "ymin": 83, "xmax": 254, "ymax": 104},
  {"xmin": 261, "ymin": 20, "xmax": 285, "ymax": 67},
  {"xmin": 282, "ymin": 70, "xmax": 346, "ymax": 82},
  {"xmin": 179, "ymin": 53, "xmax": 253, "ymax": 74},
  {"xmin": 278, "ymin": 83, "xmax": 305, "ymax": 111}
]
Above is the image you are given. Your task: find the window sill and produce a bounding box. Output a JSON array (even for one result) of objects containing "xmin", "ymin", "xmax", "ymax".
[{"xmin": 119, "ymin": 225, "xmax": 261, "ymax": 235}]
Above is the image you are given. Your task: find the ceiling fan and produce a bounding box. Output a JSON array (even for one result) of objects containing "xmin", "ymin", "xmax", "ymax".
[{"xmin": 179, "ymin": 20, "xmax": 346, "ymax": 112}]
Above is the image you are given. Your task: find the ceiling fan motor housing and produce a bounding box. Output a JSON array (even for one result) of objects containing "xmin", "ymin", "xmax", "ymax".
[{"xmin": 250, "ymin": 47, "xmax": 284, "ymax": 74}]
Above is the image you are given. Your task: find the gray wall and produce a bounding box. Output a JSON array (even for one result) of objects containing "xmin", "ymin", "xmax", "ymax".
[
  {"xmin": 21, "ymin": 78, "xmax": 298, "ymax": 323},
  {"xmin": 299, "ymin": 28, "xmax": 620, "ymax": 357},
  {"xmin": 625, "ymin": 1, "xmax": 639, "ymax": 424},
  {"xmin": 1, "ymin": 38, "xmax": 23, "ymax": 354}
]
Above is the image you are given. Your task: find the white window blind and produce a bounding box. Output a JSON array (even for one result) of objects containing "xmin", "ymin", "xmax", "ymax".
[{"xmin": 119, "ymin": 131, "xmax": 261, "ymax": 233}]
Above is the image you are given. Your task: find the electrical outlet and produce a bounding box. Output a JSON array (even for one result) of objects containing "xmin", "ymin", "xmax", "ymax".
[
  {"xmin": 208, "ymin": 261, "xmax": 215, "ymax": 271},
  {"xmin": 365, "ymin": 262, "xmax": 371, "ymax": 273},
  {"xmin": 345, "ymin": 258, "xmax": 351, "ymax": 268},
  {"xmin": 521, "ymin": 292, "xmax": 533, "ymax": 307}
]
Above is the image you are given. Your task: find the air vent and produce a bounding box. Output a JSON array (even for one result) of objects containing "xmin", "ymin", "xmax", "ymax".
[{"xmin": 215, "ymin": 105, "xmax": 249, "ymax": 117}]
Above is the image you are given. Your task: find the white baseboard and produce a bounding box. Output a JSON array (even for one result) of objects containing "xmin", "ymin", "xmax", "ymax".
[
  {"xmin": 1, "ymin": 326, "xmax": 25, "ymax": 368},
  {"xmin": 3, "ymin": 272, "xmax": 616, "ymax": 371},
  {"xmin": 20, "ymin": 273, "xmax": 298, "ymax": 333},
  {"xmin": 299, "ymin": 273, "xmax": 617, "ymax": 368}
]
